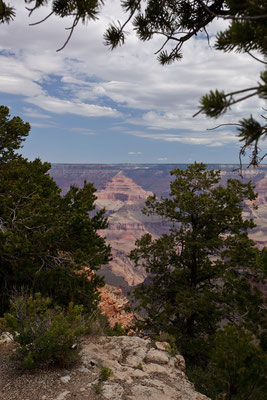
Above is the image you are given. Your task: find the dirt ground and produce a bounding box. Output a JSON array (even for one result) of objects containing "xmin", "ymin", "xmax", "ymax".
[{"xmin": 0, "ymin": 341, "xmax": 105, "ymax": 400}]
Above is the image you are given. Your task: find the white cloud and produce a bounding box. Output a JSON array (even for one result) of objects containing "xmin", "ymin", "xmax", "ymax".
[
  {"xmin": 30, "ymin": 122, "xmax": 55, "ymax": 128},
  {"xmin": 128, "ymin": 151, "xmax": 142, "ymax": 155},
  {"xmin": 0, "ymin": 0, "xmax": 264, "ymax": 150},
  {"xmin": 25, "ymin": 94, "xmax": 120, "ymax": 118},
  {"xmin": 70, "ymin": 127, "xmax": 95, "ymax": 135},
  {"xmin": 158, "ymin": 157, "xmax": 168, "ymax": 161},
  {"xmin": 23, "ymin": 107, "xmax": 51, "ymax": 119},
  {"xmin": 0, "ymin": 71, "xmax": 43, "ymax": 97},
  {"xmin": 125, "ymin": 129, "xmax": 238, "ymax": 147}
]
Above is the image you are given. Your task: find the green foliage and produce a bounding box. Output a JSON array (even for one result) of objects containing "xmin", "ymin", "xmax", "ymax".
[
  {"xmin": 200, "ymin": 90, "xmax": 230, "ymax": 118},
  {"xmin": 237, "ymin": 115, "xmax": 263, "ymax": 145},
  {"xmin": 104, "ymin": 0, "xmax": 266, "ymax": 167},
  {"xmin": 99, "ymin": 366, "xmax": 112, "ymax": 381},
  {"xmin": 190, "ymin": 325, "xmax": 267, "ymax": 400},
  {"xmin": 93, "ymin": 382, "xmax": 103, "ymax": 394},
  {"xmin": 0, "ymin": 316, "xmax": 6, "ymax": 333},
  {"xmin": 83, "ymin": 310, "xmax": 111, "ymax": 337},
  {"xmin": 4, "ymin": 293, "xmax": 87, "ymax": 369},
  {"xmin": 216, "ymin": 0, "xmax": 267, "ymax": 55},
  {"xmin": 92, "ymin": 365, "xmax": 112, "ymax": 393},
  {"xmin": 0, "ymin": 105, "xmax": 30, "ymax": 163},
  {"xmin": 105, "ymin": 322, "xmax": 128, "ymax": 336},
  {"xmin": 131, "ymin": 163, "xmax": 265, "ymax": 369},
  {"xmin": 104, "ymin": 23, "xmax": 125, "ymax": 50},
  {"xmin": 0, "ymin": 0, "xmax": 16, "ymax": 23},
  {"xmin": 1, "ymin": 0, "xmax": 103, "ymax": 50},
  {"xmin": 0, "ymin": 106, "xmax": 111, "ymax": 315},
  {"xmin": 136, "ymin": 362, "xmax": 143, "ymax": 370}
]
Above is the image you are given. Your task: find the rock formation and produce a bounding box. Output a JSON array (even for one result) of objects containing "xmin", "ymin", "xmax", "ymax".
[
  {"xmin": 49, "ymin": 164, "xmax": 267, "ymax": 290},
  {"xmin": 80, "ymin": 335, "xmax": 210, "ymax": 400},
  {"xmin": 99, "ymin": 284, "xmax": 135, "ymax": 329},
  {"xmin": 97, "ymin": 171, "xmax": 153, "ymax": 205},
  {"xmin": 96, "ymin": 172, "xmax": 159, "ymax": 289},
  {"xmin": 0, "ymin": 335, "xmax": 211, "ymax": 400}
]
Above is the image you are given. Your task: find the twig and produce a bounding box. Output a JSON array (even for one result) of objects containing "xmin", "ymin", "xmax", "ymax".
[
  {"xmin": 56, "ymin": 16, "xmax": 80, "ymax": 52},
  {"xmin": 247, "ymin": 51, "xmax": 267, "ymax": 64},
  {"xmin": 29, "ymin": 11, "xmax": 54, "ymax": 26},
  {"xmin": 207, "ymin": 123, "xmax": 242, "ymax": 130}
]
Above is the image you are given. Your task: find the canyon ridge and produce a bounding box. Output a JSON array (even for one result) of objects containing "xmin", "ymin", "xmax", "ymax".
[{"xmin": 50, "ymin": 164, "xmax": 267, "ymax": 295}]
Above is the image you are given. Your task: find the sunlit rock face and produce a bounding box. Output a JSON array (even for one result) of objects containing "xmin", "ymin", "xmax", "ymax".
[
  {"xmin": 80, "ymin": 335, "xmax": 211, "ymax": 400},
  {"xmin": 96, "ymin": 173, "xmax": 156, "ymax": 288},
  {"xmin": 97, "ymin": 171, "xmax": 153, "ymax": 205},
  {"xmin": 99, "ymin": 284, "xmax": 135, "ymax": 329}
]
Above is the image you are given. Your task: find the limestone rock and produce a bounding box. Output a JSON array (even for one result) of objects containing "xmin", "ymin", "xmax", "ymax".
[
  {"xmin": 0, "ymin": 332, "xmax": 13, "ymax": 344},
  {"xmin": 60, "ymin": 375, "xmax": 71, "ymax": 384},
  {"xmin": 55, "ymin": 391, "xmax": 70, "ymax": 400},
  {"xmin": 102, "ymin": 382, "xmax": 124, "ymax": 399},
  {"xmin": 80, "ymin": 335, "xmax": 211, "ymax": 400},
  {"xmin": 145, "ymin": 348, "xmax": 170, "ymax": 364}
]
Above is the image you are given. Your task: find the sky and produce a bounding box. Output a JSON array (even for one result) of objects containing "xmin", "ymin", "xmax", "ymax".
[{"xmin": 1, "ymin": 1, "xmax": 266, "ymax": 164}]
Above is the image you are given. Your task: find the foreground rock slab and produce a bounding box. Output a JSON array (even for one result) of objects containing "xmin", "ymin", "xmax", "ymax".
[
  {"xmin": 0, "ymin": 336, "xmax": 210, "ymax": 400},
  {"xmin": 80, "ymin": 336, "xmax": 210, "ymax": 400}
]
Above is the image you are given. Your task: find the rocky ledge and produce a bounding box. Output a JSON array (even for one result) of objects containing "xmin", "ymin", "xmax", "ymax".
[
  {"xmin": 79, "ymin": 335, "xmax": 210, "ymax": 400},
  {"xmin": 0, "ymin": 335, "xmax": 210, "ymax": 400}
]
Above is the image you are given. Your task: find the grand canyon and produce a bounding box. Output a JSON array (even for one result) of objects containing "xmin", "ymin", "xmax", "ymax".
[{"xmin": 50, "ymin": 164, "xmax": 267, "ymax": 295}]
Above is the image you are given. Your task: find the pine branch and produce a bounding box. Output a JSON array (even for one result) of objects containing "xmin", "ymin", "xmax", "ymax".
[
  {"xmin": 29, "ymin": 11, "xmax": 54, "ymax": 26},
  {"xmin": 56, "ymin": 16, "xmax": 80, "ymax": 52},
  {"xmin": 196, "ymin": 0, "xmax": 267, "ymax": 21}
]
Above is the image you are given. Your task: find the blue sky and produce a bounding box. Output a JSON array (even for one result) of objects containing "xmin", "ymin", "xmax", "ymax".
[{"xmin": 1, "ymin": 1, "xmax": 266, "ymax": 164}]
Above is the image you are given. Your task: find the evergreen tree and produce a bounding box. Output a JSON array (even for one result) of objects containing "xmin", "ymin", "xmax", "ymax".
[
  {"xmin": 0, "ymin": 106, "xmax": 111, "ymax": 315},
  {"xmin": 130, "ymin": 163, "xmax": 265, "ymax": 365},
  {"xmin": 0, "ymin": 105, "xmax": 30, "ymax": 163},
  {"xmin": 190, "ymin": 325, "xmax": 267, "ymax": 400}
]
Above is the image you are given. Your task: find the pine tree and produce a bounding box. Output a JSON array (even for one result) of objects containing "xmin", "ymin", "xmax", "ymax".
[
  {"xmin": 0, "ymin": 106, "xmax": 111, "ymax": 315},
  {"xmin": 130, "ymin": 163, "xmax": 265, "ymax": 365}
]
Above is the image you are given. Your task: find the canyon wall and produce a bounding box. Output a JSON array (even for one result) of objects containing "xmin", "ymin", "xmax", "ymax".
[{"xmin": 50, "ymin": 164, "xmax": 267, "ymax": 292}]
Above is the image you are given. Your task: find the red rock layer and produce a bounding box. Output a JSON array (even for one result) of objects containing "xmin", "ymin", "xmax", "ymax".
[
  {"xmin": 99, "ymin": 284, "xmax": 135, "ymax": 329},
  {"xmin": 97, "ymin": 171, "xmax": 152, "ymax": 203}
]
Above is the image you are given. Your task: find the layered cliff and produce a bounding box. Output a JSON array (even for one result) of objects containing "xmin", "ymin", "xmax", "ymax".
[
  {"xmin": 96, "ymin": 172, "xmax": 156, "ymax": 289},
  {"xmin": 49, "ymin": 164, "xmax": 267, "ymax": 290}
]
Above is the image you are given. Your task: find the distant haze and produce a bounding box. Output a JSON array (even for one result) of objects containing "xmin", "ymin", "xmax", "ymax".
[{"xmin": 50, "ymin": 164, "xmax": 267, "ymax": 294}]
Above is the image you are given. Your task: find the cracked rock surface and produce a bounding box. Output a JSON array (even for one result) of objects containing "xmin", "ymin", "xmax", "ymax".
[{"xmin": 0, "ymin": 335, "xmax": 210, "ymax": 400}]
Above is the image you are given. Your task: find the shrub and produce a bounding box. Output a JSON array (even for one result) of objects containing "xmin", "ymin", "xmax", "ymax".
[
  {"xmin": 189, "ymin": 325, "xmax": 266, "ymax": 400},
  {"xmin": 4, "ymin": 293, "xmax": 87, "ymax": 368},
  {"xmin": 93, "ymin": 382, "xmax": 103, "ymax": 394},
  {"xmin": 105, "ymin": 322, "xmax": 128, "ymax": 336},
  {"xmin": 99, "ymin": 366, "xmax": 112, "ymax": 381},
  {"xmin": 0, "ymin": 317, "xmax": 6, "ymax": 333},
  {"xmin": 93, "ymin": 366, "xmax": 112, "ymax": 394}
]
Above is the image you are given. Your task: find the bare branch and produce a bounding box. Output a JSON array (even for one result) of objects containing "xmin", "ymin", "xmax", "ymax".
[
  {"xmin": 246, "ymin": 51, "xmax": 267, "ymax": 65},
  {"xmin": 203, "ymin": 26, "xmax": 211, "ymax": 48},
  {"xmin": 228, "ymin": 91, "xmax": 258, "ymax": 107},
  {"xmin": 56, "ymin": 16, "xmax": 80, "ymax": 52},
  {"xmin": 154, "ymin": 36, "xmax": 171, "ymax": 55},
  {"xmin": 207, "ymin": 123, "xmax": 243, "ymax": 130},
  {"xmin": 29, "ymin": 11, "xmax": 54, "ymax": 26}
]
